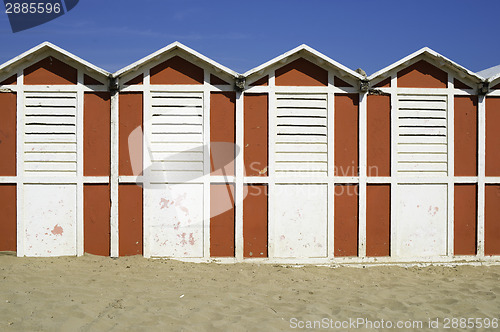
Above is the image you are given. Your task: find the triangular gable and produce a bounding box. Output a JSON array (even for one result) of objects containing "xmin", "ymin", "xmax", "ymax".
[
  {"xmin": 150, "ymin": 55, "xmax": 204, "ymax": 85},
  {"xmin": 243, "ymin": 44, "xmax": 364, "ymax": 88},
  {"xmin": 275, "ymin": 57, "xmax": 328, "ymax": 86},
  {"xmin": 0, "ymin": 42, "xmax": 109, "ymax": 84},
  {"xmin": 113, "ymin": 42, "xmax": 238, "ymax": 84},
  {"xmin": 368, "ymin": 47, "xmax": 483, "ymax": 88}
]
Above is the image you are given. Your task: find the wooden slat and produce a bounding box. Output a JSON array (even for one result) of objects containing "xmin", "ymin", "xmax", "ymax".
[
  {"xmin": 150, "ymin": 162, "xmax": 203, "ymax": 171},
  {"xmin": 276, "ymin": 108, "xmax": 326, "ymax": 117},
  {"xmin": 398, "ymin": 162, "xmax": 447, "ymax": 172},
  {"xmin": 275, "ymin": 152, "xmax": 327, "ymax": 162},
  {"xmin": 277, "ymin": 126, "xmax": 327, "ymax": 135},
  {"xmin": 397, "ymin": 143, "xmax": 447, "ymax": 153},
  {"xmin": 398, "ymin": 95, "xmax": 447, "ymax": 102},
  {"xmin": 398, "ymin": 153, "xmax": 447, "ymax": 162},
  {"xmin": 275, "ymin": 143, "xmax": 327, "ymax": 153},
  {"xmin": 24, "ymin": 162, "xmax": 76, "ymax": 172},
  {"xmin": 24, "ymin": 152, "xmax": 76, "ymax": 162},
  {"xmin": 399, "ymin": 127, "xmax": 446, "ymax": 136},
  {"xmin": 150, "ymin": 142, "xmax": 204, "ymax": 152},
  {"xmin": 275, "ymin": 162, "xmax": 327, "ymax": 172},
  {"xmin": 399, "ymin": 118, "xmax": 446, "ymax": 127}
]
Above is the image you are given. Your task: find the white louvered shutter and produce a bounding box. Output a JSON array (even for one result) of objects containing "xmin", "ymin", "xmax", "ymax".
[
  {"xmin": 397, "ymin": 94, "xmax": 448, "ymax": 176},
  {"xmin": 149, "ymin": 92, "xmax": 204, "ymax": 180},
  {"xmin": 275, "ymin": 93, "xmax": 328, "ymax": 176},
  {"xmin": 23, "ymin": 91, "xmax": 77, "ymax": 176}
]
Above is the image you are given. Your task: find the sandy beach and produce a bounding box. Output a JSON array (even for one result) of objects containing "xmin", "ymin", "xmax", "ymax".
[{"xmin": 0, "ymin": 253, "xmax": 499, "ymax": 331}]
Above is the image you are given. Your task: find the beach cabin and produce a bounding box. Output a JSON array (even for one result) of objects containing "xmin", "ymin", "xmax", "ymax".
[
  {"xmin": 368, "ymin": 48, "xmax": 487, "ymax": 262},
  {"xmin": 0, "ymin": 42, "xmax": 111, "ymax": 257},
  {"xmin": 241, "ymin": 45, "xmax": 365, "ymax": 262},
  {"xmin": 112, "ymin": 42, "xmax": 239, "ymax": 259}
]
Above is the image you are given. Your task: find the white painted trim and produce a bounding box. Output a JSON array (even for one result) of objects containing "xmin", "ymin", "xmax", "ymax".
[
  {"xmin": 203, "ymin": 71, "xmax": 211, "ymax": 259},
  {"xmin": 390, "ymin": 75, "xmax": 398, "ymax": 257},
  {"xmin": 113, "ymin": 41, "xmax": 238, "ymax": 79},
  {"xmin": 243, "ymin": 44, "xmax": 364, "ymax": 81},
  {"xmin": 368, "ymin": 47, "xmax": 484, "ymax": 83},
  {"xmin": 76, "ymin": 70, "xmax": 84, "ymax": 257},
  {"xmin": 327, "ymin": 72, "xmax": 335, "ymax": 258},
  {"xmin": 16, "ymin": 70, "xmax": 24, "ymax": 257},
  {"xmin": 446, "ymin": 76, "xmax": 454, "ymax": 257},
  {"xmin": 358, "ymin": 92, "xmax": 368, "ymax": 257},
  {"xmin": 235, "ymin": 91, "xmax": 244, "ymax": 261},
  {"xmin": 477, "ymin": 95, "xmax": 486, "ymax": 257},
  {"xmin": 244, "ymin": 85, "xmax": 358, "ymax": 94},
  {"xmin": 142, "ymin": 72, "xmax": 151, "ymax": 258},
  {"xmin": 267, "ymin": 73, "xmax": 276, "ymax": 259},
  {"xmin": 0, "ymin": 42, "xmax": 110, "ymax": 78},
  {"xmin": 110, "ymin": 85, "xmax": 119, "ymax": 258}
]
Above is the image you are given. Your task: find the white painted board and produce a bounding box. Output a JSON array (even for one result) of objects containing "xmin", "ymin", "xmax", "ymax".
[
  {"xmin": 396, "ymin": 184, "xmax": 447, "ymax": 257},
  {"xmin": 274, "ymin": 184, "xmax": 327, "ymax": 258},
  {"xmin": 147, "ymin": 184, "xmax": 204, "ymax": 257},
  {"xmin": 24, "ymin": 184, "xmax": 77, "ymax": 257}
]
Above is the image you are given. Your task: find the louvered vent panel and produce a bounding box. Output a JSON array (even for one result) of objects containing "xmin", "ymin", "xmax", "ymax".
[
  {"xmin": 275, "ymin": 93, "xmax": 328, "ymax": 175},
  {"xmin": 397, "ymin": 94, "xmax": 448, "ymax": 176},
  {"xmin": 149, "ymin": 92, "xmax": 204, "ymax": 180},
  {"xmin": 24, "ymin": 92, "xmax": 77, "ymax": 176}
]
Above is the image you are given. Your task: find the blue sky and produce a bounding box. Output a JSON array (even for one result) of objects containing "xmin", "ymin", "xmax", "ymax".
[{"xmin": 0, "ymin": 0, "xmax": 499, "ymax": 75}]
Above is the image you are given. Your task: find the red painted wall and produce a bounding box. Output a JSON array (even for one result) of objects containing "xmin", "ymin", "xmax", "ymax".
[
  {"xmin": 210, "ymin": 184, "xmax": 235, "ymax": 257},
  {"xmin": 334, "ymin": 185, "xmax": 358, "ymax": 257},
  {"xmin": 150, "ymin": 56, "xmax": 204, "ymax": 85},
  {"xmin": 0, "ymin": 185, "xmax": 16, "ymax": 252},
  {"xmin": 367, "ymin": 95, "xmax": 391, "ymax": 177},
  {"xmin": 485, "ymin": 185, "xmax": 500, "ymax": 255},
  {"xmin": 210, "ymin": 92, "xmax": 236, "ymax": 176},
  {"xmin": 0, "ymin": 93, "xmax": 16, "ymax": 176},
  {"xmin": 397, "ymin": 60, "xmax": 447, "ymax": 88},
  {"xmin": 24, "ymin": 56, "xmax": 77, "ymax": 85},
  {"xmin": 243, "ymin": 185, "xmax": 268, "ymax": 258},
  {"xmin": 119, "ymin": 93, "xmax": 143, "ymax": 176},
  {"xmin": 366, "ymin": 184, "xmax": 390, "ymax": 257},
  {"xmin": 486, "ymin": 97, "xmax": 500, "ymax": 176},
  {"xmin": 275, "ymin": 58, "xmax": 328, "ymax": 86},
  {"xmin": 244, "ymin": 94, "xmax": 268, "ymax": 176},
  {"xmin": 454, "ymin": 184, "xmax": 477, "ymax": 255},
  {"xmin": 119, "ymin": 184, "xmax": 143, "ymax": 256},
  {"xmin": 335, "ymin": 94, "xmax": 359, "ymax": 176},
  {"xmin": 454, "ymin": 96, "xmax": 478, "ymax": 176},
  {"xmin": 84, "ymin": 92, "xmax": 111, "ymax": 176},
  {"xmin": 84, "ymin": 184, "xmax": 110, "ymax": 256}
]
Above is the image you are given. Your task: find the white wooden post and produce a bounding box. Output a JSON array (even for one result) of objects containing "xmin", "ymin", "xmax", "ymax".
[
  {"xmin": 477, "ymin": 94, "xmax": 486, "ymax": 257},
  {"xmin": 16, "ymin": 69, "xmax": 24, "ymax": 257},
  {"xmin": 235, "ymin": 91, "xmax": 244, "ymax": 261},
  {"xmin": 447, "ymin": 74, "xmax": 455, "ymax": 257},
  {"xmin": 76, "ymin": 70, "xmax": 84, "ymax": 256},
  {"xmin": 358, "ymin": 91, "xmax": 368, "ymax": 258},
  {"xmin": 110, "ymin": 80, "xmax": 120, "ymax": 258}
]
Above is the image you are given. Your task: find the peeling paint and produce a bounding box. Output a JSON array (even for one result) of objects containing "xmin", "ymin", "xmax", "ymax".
[{"xmin": 51, "ymin": 224, "xmax": 63, "ymax": 236}]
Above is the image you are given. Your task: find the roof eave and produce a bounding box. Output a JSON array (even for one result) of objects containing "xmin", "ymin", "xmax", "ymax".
[
  {"xmin": 368, "ymin": 47, "xmax": 484, "ymax": 84},
  {"xmin": 113, "ymin": 41, "xmax": 239, "ymax": 79},
  {"xmin": 243, "ymin": 44, "xmax": 364, "ymax": 81},
  {"xmin": 0, "ymin": 41, "xmax": 110, "ymax": 77}
]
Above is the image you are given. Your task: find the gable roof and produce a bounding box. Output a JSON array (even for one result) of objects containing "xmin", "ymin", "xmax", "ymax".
[
  {"xmin": 243, "ymin": 44, "xmax": 365, "ymax": 81},
  {"xmin": 368, "ymin": 47, "xmax": 484, "ymax": 84},
  {"xmin": 113, "ymin": 41, "xmax": 238, "ymax": 79},
  {"xmin": 0, "ymin": 41, "xmax": 110, "ymax": 78},
  {"xmin": 477, "ymin": 64, "xmax": 500, "ymax": 80}
]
